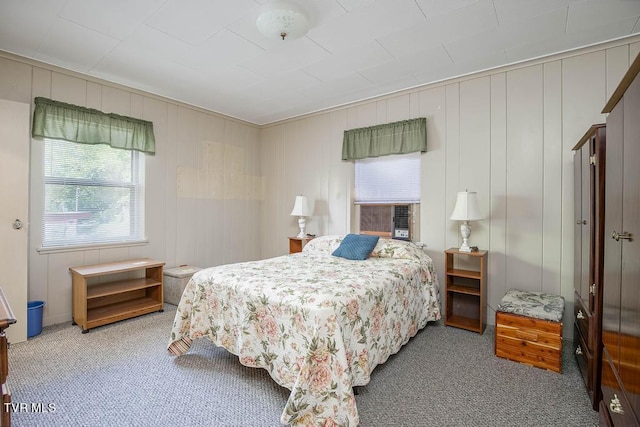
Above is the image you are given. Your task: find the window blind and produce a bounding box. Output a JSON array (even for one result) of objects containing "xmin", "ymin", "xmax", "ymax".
[
  {"xmin": 42, "ymin": 139, "xmax": 144, "ymax": 248},
  {"xmin": 354, "ymin": 152, "xmax": 420, "ymax": 204}
]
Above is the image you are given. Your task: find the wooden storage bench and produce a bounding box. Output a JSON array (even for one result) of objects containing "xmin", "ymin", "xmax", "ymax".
[{"xmin": 494, "ymin": 289, "xmax": 565, "ymax": 373}]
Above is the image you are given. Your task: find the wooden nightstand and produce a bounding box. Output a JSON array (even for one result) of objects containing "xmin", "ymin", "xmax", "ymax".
[
  {"xmin": 444, "ymin": 248, "xmax": 488, "ymax": 334},
  {"xmin": 289, "ymin": 237, "xmax": 314, "ymax": 254}
]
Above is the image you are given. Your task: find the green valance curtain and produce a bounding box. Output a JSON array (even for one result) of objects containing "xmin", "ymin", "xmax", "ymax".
[
  {"xmin": 342, "ymin": 117, "xmax": 426, "ymax": 160},
  {"xmin": 32, "ymin": 97, "xmax": 156, "ymax": 154}
]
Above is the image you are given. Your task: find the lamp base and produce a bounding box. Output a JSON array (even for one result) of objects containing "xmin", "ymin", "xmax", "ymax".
[
  {"xmin": 296, "ymin": 216, "xmax": 306, "ymax": 239},
  {"xmin": 458, "ymin": 221, "xmax": 472, "ymax": 252}
]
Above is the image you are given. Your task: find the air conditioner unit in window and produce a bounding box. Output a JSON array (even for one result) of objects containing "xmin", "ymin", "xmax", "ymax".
[
  {"xmin": 393, "ymin": 204, "xmax": 410, "ymax": 240},
  {"xmin": 360, "ymin": 204, "xmax": 412, "ymax": 241}
]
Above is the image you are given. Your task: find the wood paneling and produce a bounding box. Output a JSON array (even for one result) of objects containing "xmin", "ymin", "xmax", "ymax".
[
  {"xmin": 327, "ymin": 110, "xmax": 351, "ymax": 236},
  {"xmin": 444, "ymin": 84, "xmax": 461, "ymax": 251},
  {"xmin": 459, "ymin": 77, "xmax": 491, "ymax": 209},
  {"xmin": 1, "ymin": 36, "xmax": 640, "ymax": 331},
  {"xmin": 419, "ymin": 86, "xmax": 447, "ymax": 272},
  {"xmin": 256, "ymin": 40, "xmax": 634, "ymax": 336},
  {"xmin": 505, "ymin": 65, "xmax": 544, "ymax": 291},
  {"xmin": 143, "ymin": 97, "xmax": 170, "ymax": 265},
  {"xmin": 542, "ymin": 61, "xmax": 563, "ymax": 297},
  {"xmin": 606, "ymin": 46, "xmax": 630, "ymax": 101},
  {"xmin": 50, "ymin": 72, "xmax": 85, "ymax": 105},
  {"xmin": 489, "ymin": 72, "xmax": 507, "ymax": 315},
  {"xmin": 563, "ymin": 51, "xmax": 607, "ymax": 141},
  {"xmin": 0, "ymin": 53, "xmax": 261, "ymax": 327},
  {"xmin": 0, "ymin": 56, "xmax": 31, "ymax": 103}
]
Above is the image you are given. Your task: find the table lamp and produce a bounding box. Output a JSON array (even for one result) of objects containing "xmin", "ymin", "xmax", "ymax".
[
  {"xmin": 290, "ymin": 195, "xmax": 311, "ymax": 238},
  {"xmin": 450, "ymin": 190, "xmax": 483, "ymax": 252}
]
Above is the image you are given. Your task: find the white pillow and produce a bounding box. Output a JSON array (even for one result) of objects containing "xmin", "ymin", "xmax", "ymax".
[{"xmin": 301, "ymin": 235, "xmax": 344, "ymax": 254}]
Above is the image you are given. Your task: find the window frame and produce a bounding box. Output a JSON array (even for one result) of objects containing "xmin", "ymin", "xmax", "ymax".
[
  {"xmin": 353, "ymin": 152, "xmax": 421, "ymax": 240},
  {"xmin": 40, "ymin": 138, "xmax": 146, "ymax": 251}
]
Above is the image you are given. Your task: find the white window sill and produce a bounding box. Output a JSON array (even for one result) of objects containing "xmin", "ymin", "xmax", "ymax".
[{"xmin": 37, "ymin": 240, "xmax": 148, "ymax": 255}]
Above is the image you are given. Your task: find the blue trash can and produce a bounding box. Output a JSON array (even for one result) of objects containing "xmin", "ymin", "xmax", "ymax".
[{"xmin": 27, "ymin": 301, "xmax": 45, "ymax": 338}]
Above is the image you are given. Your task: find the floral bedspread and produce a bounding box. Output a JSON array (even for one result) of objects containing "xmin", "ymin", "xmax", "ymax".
[{"xmin": 168, "ymin": 236, "xmax": 441, "ymax": 426}]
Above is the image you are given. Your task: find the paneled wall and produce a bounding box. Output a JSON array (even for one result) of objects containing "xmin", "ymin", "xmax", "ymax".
[
  {"xmin": 2, "ymin": 36, "xmax": 640, "ymax": 334},
  {"xmin": 260, "ymin": 37, "xmax": 640, "ymax": 336},
  {"xmin": 0, "ymin": 52, "xmax": 262, "ymax": 326}
]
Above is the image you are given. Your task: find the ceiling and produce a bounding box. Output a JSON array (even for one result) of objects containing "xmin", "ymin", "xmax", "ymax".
[{"xmin": 1, "ymin": 0, "xmax": 640, "ymax": 126}]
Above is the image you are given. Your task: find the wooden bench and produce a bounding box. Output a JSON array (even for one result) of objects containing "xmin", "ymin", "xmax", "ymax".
[{"xmin": 70, "ymin": 259, "xmax": 165, "ymax": 333}]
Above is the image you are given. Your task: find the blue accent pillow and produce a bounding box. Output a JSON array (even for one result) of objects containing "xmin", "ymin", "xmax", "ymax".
[{"xmin": 332, "ymin": 234, "xmax": 380, "ymax": 260}]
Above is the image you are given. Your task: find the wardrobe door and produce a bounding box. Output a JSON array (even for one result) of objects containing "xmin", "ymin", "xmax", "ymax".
[
  {"xmin": 602, "ymin": 71, "xmax": 640, "ymax": 425},
  {"xmin": 574, "ymin": 148, "xmax": 592, "ymax": 393},
  {"xmin": 580, "ymin": 145, "xmax": 591, "ymax": 302},
  {"xmin": 573, "ymin": 125, "xmax": 606, "ymax": 410},
  {"xmin": 574, "ymin": 150, "xmax": 583, "ymax": 299},
  {"xmin": 620, "ymin": 70, "xmax": 640, "ymax": 419},
  {"xmin": 590, "ymin": 128, "xmax": 606, "ymax": 411},
  {"xmin": 602, "ymin": 93, "xmax": 624, "ymax": 424}
]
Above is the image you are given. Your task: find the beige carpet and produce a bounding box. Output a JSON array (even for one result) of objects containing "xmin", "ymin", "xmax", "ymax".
[{"xmin": 7, "ymin": 304, "xmax": 598, "ymax": 426}]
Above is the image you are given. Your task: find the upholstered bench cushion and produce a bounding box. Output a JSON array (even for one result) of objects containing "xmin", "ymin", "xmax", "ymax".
[{"xmin": 496, "ymin": 289, "xmax": 565, "ymax": 322}]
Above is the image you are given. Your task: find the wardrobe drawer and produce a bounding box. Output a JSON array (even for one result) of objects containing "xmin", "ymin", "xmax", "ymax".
[
  {"xmin": 600, "ymin": 351, "xmax": 638, "ymax": 426},
  {"xmin": 574, "ymin": 295, "xmax": 590, "ymax": 341},
  {"xmin": 573, "ymin": 324, "xmax": 591, "ymax": 391},
  {"xmin": 599, "ymin": 400, "xmax": 612, "ymax": 426}
]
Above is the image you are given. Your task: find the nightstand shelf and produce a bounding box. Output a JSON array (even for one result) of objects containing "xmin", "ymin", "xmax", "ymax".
[
  {"xmin": 446, "ymin": 283, "xmax": 480, "ymax": 295},
  {"xmin": 447, "ymin": 314, "xmax": 481, "ymax": 330},
  {"xmin": 445, "ymin": 248, "xmax": 488, "ymax": 334}
]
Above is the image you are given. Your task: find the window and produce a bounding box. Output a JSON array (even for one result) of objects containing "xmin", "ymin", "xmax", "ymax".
[
  {"xmin": 355, "ymin": 152, "xmax": 420, "ymax": 240},
  {"xmin": 43, "ymin": 139, "xmax": 144, "ymax": 248},
  {"xmin": 355, "ymin": 152, "xmax": 420, "ymax": 204}
]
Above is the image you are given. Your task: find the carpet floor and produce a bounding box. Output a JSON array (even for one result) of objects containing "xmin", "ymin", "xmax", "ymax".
[{"xmin": 7, "ymin": 304, "xmax": 598, "ymax": 426}]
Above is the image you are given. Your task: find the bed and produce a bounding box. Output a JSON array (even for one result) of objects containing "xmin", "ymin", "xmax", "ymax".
[{"xmin": 168, "ymin": 235, "xmax": 441, "ymax": 426}]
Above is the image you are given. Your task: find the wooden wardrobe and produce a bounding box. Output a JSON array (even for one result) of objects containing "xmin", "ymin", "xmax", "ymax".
[
  {"xmin": 572, "ymin": 123, "xmax": 606, "ymax": 411},
  {"xmin": 598, "ymin": 53, "xmax": 640, "ymax": 426}
]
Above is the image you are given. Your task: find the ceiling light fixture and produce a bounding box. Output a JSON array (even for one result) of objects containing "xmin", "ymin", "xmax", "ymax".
[{"xmin": 256, "ymin": 0, "xmax": 310, "ymax": 41}]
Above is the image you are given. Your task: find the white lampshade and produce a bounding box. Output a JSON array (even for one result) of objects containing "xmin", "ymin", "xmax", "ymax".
[
  {"xmin": 256, "ymin": 0, "xmax": 310, "ymax": 41},
  {"xmin": 290, "ymin": 195, "xmax": 310, "ymax": 238},
  {"xmin": 450, "ymin": 191, "xmax": 483, "ymax": 221},
  {"xmin": 290, "ymin": 195, "xmax": 311, "ymax": 217}
]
